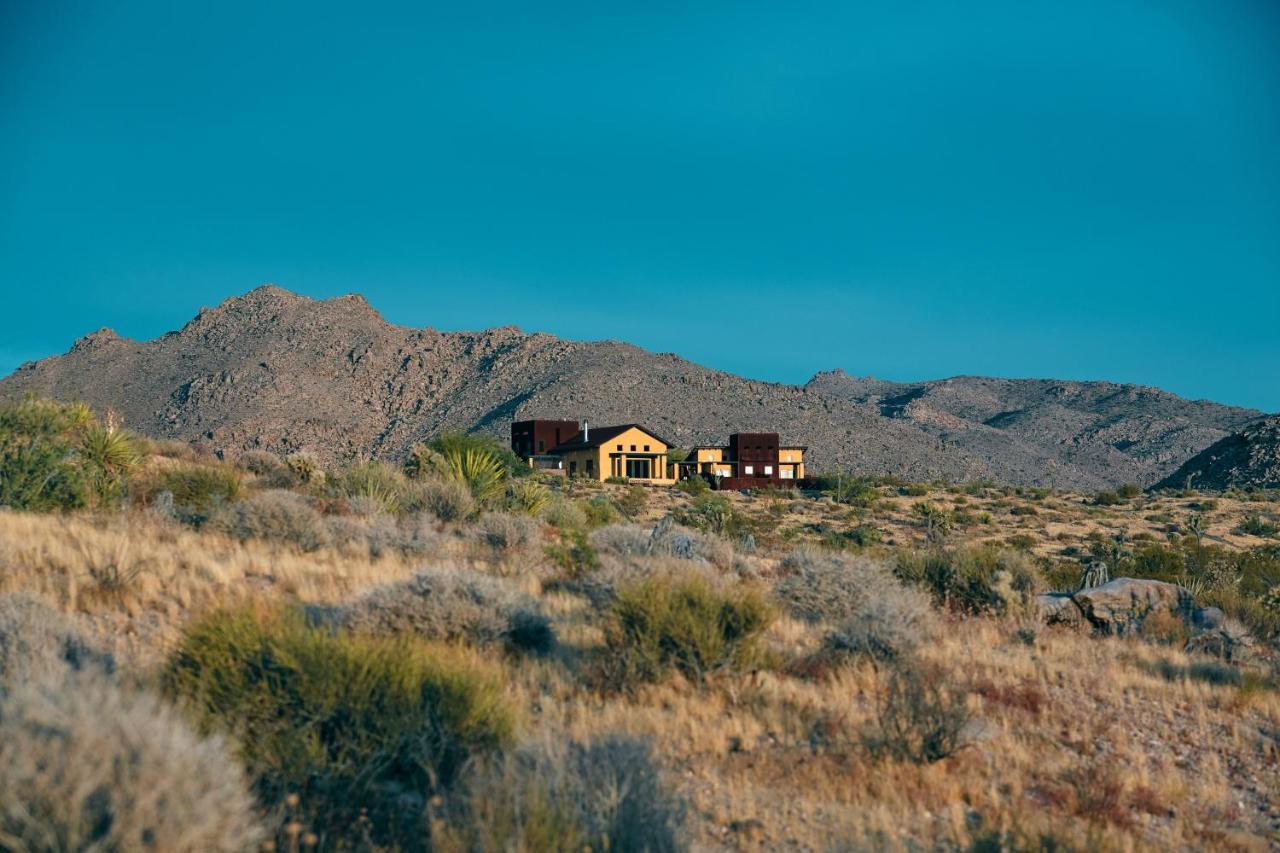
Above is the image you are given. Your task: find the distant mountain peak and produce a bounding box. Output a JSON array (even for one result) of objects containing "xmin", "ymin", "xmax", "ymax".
[{"xmin": 0, "ymin": 287, "xmax": 1261, "ymax": 490}]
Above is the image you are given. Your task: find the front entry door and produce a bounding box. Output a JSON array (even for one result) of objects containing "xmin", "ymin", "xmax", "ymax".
[{"xmin": 626, "ymin": 458, "xmax": 651, "ymax": 479}]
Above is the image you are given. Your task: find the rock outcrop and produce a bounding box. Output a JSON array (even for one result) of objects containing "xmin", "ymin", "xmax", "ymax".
[{"xmin": 1154, "ymin": 416, "xmax": 1280, "ymax": 491}]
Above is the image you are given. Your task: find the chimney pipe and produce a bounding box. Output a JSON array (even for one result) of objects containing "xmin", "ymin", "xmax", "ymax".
[{"xmin": 583, "ymin": 420, "xmax": 589, "ymax": 442}]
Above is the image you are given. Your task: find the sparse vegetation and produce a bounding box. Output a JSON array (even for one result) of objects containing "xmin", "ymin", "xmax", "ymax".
[{"xmin": 2, "ymin": 404, "xmax": 1280, "ymax": 850}]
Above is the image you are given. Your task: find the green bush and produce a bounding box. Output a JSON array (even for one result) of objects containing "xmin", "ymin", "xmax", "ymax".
[
  {"xmin": 1239, "ymin": 513, "xmax": 1280, "ymax": 538},
  {"xmin": 582, "ymin": 495, "xmax": 619, "ymax": 528},
  {"xmin": 604, "ymin": 575, "xmax": 774, "ymax": 686},
  {"xmin": 507, "ymin": 478, "xmax": 552, "ymax": 516},
  {"xmin": 674, "ymin": 493, "xmax": 752, "ymax": 539},
  {"xmin": 163, "ymin": 607, "xmax": 517, "ymax": 847},
  {"xmin": 0, "ymin": 397, "xmax": 141, "ymax": 512},
  {"xmin": 674, "ymin": 476, "xmax": 709, "ymax": 496},
  {"xmin": 206, "ymin": 489, "xmax": 329, "ymax": 551},
  {"xmin": 152, "ymin": 463, "xmax": 244, "ymax": 519},
  {"xmin": 545, "ymin": 528, "xmax": 601, "ymax": 578},
  {"xmin": 894, "ymin": 546, "xmax": 1040, "ymax": 615},
  {"xmin": 439, "ymin": 734, "xmax": 685, "ymax": 852},
  {"xmin": 542, "ymin": 496, "xmax": 589, "ymax": 532},
  {"xmin": 1092, "ymin": 490, "xmax": 1123, "ymax": 506},
  {"xmin": 1117, "ymin": 484, "xmax": 1143, "ymax": 499}
]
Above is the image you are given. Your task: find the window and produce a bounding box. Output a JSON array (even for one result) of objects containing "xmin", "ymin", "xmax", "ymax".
[
  {"xmin": 764, "ymin": 465, "xmax": 773, "ymax": 475},
  {"xmin": 780, "ymin": 469, "xmax": 794, "ymax": 479},
  {"xmin": 586, "ymin": 459, "xmax": 594, "ymax": 474},
  {"xmin": 630, "ymin": 444, "xmax": 637, "ymax": 451},
  {"xmin": 569, "ymin": 461, "xmax": 577, "ymax": 475},
  {"xmin": 617, "ymin": 444, "xmax": 623, "ymax": 450},
  {"xmin": 538, "ymin": 440, "xmax": 545, "ymax": 452},
  {"xmin": 744, "ymin": 465, "xmax": 754, "ymax": 475},
  {"xmin": 643, "ymin": 445, "xmax": 650, "ymax": 452}
]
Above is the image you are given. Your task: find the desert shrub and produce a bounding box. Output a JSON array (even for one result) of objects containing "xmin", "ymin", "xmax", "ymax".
[
  {"xmin": 542, "ymin": 496, "xmax": 589, "ymax": 532},
  {"xmin": 507, "ymin": 478, "xmax": 552, "ymax": 516},
  {"xmin": 152, "ymin": 463, "xmax": 244, "ymax": 518},
  {"xmin": 1239, "ymin": 513, "xmax": 1280, "ymax": 538},
  {"xmin": 164, "ymin": 607, "xmax": 517, "ymax": 847},
  {"xmin": 0, "ymin": 594, "xmax": 115, "ymax": 690},
  {"xmin": 284, "ymin": 450, "xmax": 323, "ymax": 483},
  {"xmin": 341, "ymin": 566, "xmax": 554, "ymax": 654},
  {"xmin": 329, "ymin": 461, "xmax": 407, "ymax": 513},
  {"xmin": 474, "ymin": 511, "xmax": 538, "ymax": 555},
  {"xmin": 674, "ymin": 475, "xmax": 709, "ymax": 496},
  {"xmin": 894, "ymin": 546, "xmax": 1041, "ymax": 615},
  {"xmin": 862, "ymin": 662, "xmax": 971, "ymax": 764},
  {"xmin": 591, "ymin": 519, "xmax": 733, "ymax": 568},
  {"xmin": 207, "ymin": 489, "xmax": 329, "ymax": 551},
  {"xmin": 582, "ymin": 495, "xmax": 619, "ymax": 528},
  {"xmin": 604, "ymin": 574, "xmax": 774, "ymax": 686},
  {"xmin": 439, "ymin": 734, "xmax": 685, "ymax": 852},
  {"xmin": 1092, "ymin": 490, "xmax": 1123, "ymax": 506},
  {"xmin": 776, "ymin": 551, "xmax": 935, "ymax": 661},
  {"xmin": 0, "ymin": 397, "xmax": 103, "ymax": 512},
  {"xmin": 589, "ymin": 524, "xmax": 653, "ymax": 557},
  {"xmin": 615, "ymin": 485, "xmax": 649, "ymax": 518},
  {"xmin": 410, "ymin": 435, "xmax": 514, "ymax": 504},
  {"xmin": 408, "ymin": 475, "xmax": 476, "ymax": 522},
  {"xmin": 236, "ymin": 449, "xmax": 287, "ymax": 477},
  {"xmin": 77, "ymin": 419, "xmax": 143, "ymax": 507},
  {"xmin": 0, "ymin": 674, "xmax": 263, "ymax": 851},
  {"xmin": 674, "ymin": 493, "xmax": 752, "ymax": 539},
  {"xmin": 1117, "ymin": 484, "xmax": 1143, "ymax": 499},
  {"xmin": 545, "ymin": 528, "xmax": 601, "ymax": 578}
]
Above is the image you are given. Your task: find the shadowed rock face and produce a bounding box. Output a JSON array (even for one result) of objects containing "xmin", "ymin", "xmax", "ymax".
[
  {"xmin": 1154, "ymin": 416, "xmax": 1280, "ymax": 491},
  {"xmin": 0, "ymin": 286, "xmax": 1260, "ymax": 489}
]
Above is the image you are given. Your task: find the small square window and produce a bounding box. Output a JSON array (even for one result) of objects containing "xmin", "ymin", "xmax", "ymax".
[
  {"xmin": 644, "ymin": 445, "xmax": 650, "ymax": 452},
  {"xmin": 616, "ymin": 444, "xmax": 623, "ymax": 451},
  {"xmin": 744, "ymin": 465, "xmax": 754, "ymax": 475},
  {"xmin": 630, "ymin": 445, "xmax": 637, "ymax": 452},
  {"xmin": 764, "ymin": 465, "xmax": 773, "ymax": 475}
]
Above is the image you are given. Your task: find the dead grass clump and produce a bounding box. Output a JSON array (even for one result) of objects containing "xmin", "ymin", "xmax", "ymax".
[
  {"xmin": 207, "ymin": 489, "xmax": 329, "ymax": 552},
  {"xmin": 0, "ymin": 674, "xmax": 263, "ymax": 851},
  {"xmin": 410, "ymin": 476, "xmax": 476, "ymax": 522},
  {"xmin": 591, "ymin": 519, "xmax": 733, "ymax": 568},
  {"xmin": 474, "ymin": 511, "xmax": 539, "ymax": 555},
  {"xmin": 341, "ymin": 566, "xmax": 554, "ymax": 654},
  {"xmin": 820, "ymin": 583, "xmax": 935, "ymax": 664},
  {"xmin": 438, "ymin": 733, "xmax": 685, "ymax": 852},
  {"xmin": 862, "ymin": 662, "xmax": 972, "ymax": 764},
  {"xmin": 0, "ymin": 593, "xmax": 115, "ymax": 689},
  {"xmin": 777, "ymin": 549, "xmax": 909, "ymax": 623}
]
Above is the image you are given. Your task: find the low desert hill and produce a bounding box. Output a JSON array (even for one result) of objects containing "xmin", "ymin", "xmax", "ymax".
[
  {"xmin": 0, "ymin": 285, "xmax": 1261, "ymax": 490},
  {"xmin": 1155, "ymin": 416, "xmax": 1280, "ymax": 491}
]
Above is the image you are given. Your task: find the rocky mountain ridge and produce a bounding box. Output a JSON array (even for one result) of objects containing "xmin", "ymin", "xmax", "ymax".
[{"xmin": 0, "ymin": 286, "xmax": 1263, "ymax": 490}]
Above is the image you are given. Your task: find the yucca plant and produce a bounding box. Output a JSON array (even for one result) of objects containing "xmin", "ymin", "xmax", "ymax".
[
  {"xmin": 438, "ymin": 446, "xmax": 507, "ymax": 506},
  {"xmin": 79, "ymin": 412, "xmax": 142, "ymax": 507}
]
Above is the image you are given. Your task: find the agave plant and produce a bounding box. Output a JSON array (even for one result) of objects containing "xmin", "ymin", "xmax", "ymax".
[{"xmin": 440, "ymin": 446, "xmax": 507, "ymax": 505}]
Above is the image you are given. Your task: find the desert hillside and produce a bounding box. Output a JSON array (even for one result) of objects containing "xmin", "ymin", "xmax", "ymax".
[
  {"xmin": 0, "ymin": 286, "xmax": 1260, "ymax": 490},
  {"xmin": 1, "ymin": 397, "xmax": 1278, "ymax": 850}
]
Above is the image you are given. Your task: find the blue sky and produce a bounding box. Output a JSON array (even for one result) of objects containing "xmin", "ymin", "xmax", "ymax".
[{"xmin": 3, "ymin": 1, "xmax": 1278, "ymax": 411}]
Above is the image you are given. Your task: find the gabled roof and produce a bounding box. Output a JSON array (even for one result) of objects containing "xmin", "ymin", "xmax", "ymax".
[{"xmin": 550, "ymin": 423, "xmax": 673, "ymax": 452}]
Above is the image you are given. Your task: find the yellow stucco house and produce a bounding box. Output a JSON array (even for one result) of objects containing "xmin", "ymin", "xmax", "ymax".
[{"xmin": 543, "ymin": 422, "xmax": 676, "ymax": 484}]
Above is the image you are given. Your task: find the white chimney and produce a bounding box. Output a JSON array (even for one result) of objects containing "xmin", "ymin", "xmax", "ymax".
[{"xmin": 583, "ymin": 420, "xmax": 589, "ymax": 442}]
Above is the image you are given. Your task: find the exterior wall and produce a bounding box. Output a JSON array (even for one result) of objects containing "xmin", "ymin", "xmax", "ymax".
[
  {"xmin": 729, "ymin": 432, "xmax": 781, "ymax": 479},
  {"xmin": 779, "ymin": 447, "xmax": 805, "ymax": 479},
  {"xmin": 511, "ymin": 419, "xmax": 580, "ymax": 460}
]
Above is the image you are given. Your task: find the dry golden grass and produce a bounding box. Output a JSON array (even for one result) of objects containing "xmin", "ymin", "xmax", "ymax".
[{"xmin": 2, "ymin": 477, "xmax": 1278, "ymax": 850}]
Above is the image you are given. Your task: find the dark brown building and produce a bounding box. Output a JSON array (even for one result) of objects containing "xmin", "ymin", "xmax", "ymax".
[{"xmin": 511, "ymin": 419, "xmax": 581, "ymax": 460}]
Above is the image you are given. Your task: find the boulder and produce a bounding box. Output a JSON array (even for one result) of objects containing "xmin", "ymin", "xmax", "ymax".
[
  {"xmin": 1184, "ymin": 619, "xmax": 1257, "ymax": 664},
  {"xmin": 1034, "ymin": 592, "xmax": 1083, "ymax": 628},
  {"xmin": 1069, "ymin": 578, "xmax": 1192, "ymax": 636}
]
